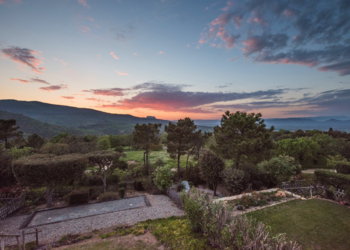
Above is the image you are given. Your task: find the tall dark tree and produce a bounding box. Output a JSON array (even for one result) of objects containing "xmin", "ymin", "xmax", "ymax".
[
  {"xmin": 185, "ymin": 131, "xmax": 212, "ymax": 169},
  {"xmin": 132, "ymin": 123, "xmax": 162, "ymax": 174},
  {"xmin": 200, "ymin": 151, "xmax": 225, "ymax": 196},
  {"xmin": 27, "ymin": 133, "xmax": 45, "ymax": 149},
  {"xmin": 0, "ymin": 119, "xmax": 21, "ymax": 149},
  {"xmin": 213, "ymin": 111, "xmax": 274, "ymax": 168},
  {"xmin": 0, "ymin": 146, "xmax": 16, "ymax": 188},
  {"xmin": 165, "ymin": 118, "xmax": 197, "ymax": 173}
]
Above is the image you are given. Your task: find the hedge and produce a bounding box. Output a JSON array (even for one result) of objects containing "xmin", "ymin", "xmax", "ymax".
[
  {"xmin": 67, "ymin": 190, "xmax": 89, "ymax": 205},
  {"xmin": 315, "ymin": 170, "xmax": 350, "ymax": 189},
  {"xmin": 335, "ymin": 162, "xmax": 350, "ymax": 175}
]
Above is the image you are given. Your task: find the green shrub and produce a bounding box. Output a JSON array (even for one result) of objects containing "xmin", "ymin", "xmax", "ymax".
[
  {"xmin": 176, "ymin": 183, "xmax": 185, "ymax": 192},
  {"xmin": 119, "ymin": 187, "xmax": 125, "ymax": 198},
  {"xmin": 180, "ymin": 189, "xmax": 205, "ymax": 233},
  {"xmin": 114, "ymin": 160, "xmax": 128, "ymax": 170},
  {"xmin": 183, "ymin": 163, "xmax": 205, "ymax": 186},
  {"xmin": 118, "ymin": 181, "xmax": 128, "ymax": 190},
  {"xmin": 68, "ymin": 190, "xmax": 89, "ymax": 205},
  {"xmin": 134, "ymin": 181, "xmax": 144, "ymax": 191},
  {"xmin": 220, "ymin": 168, "xmax": 245, "ymax": 194},
  {"xmin": 115, "ymin": 146, "xmax": 124, "ymax": 153},
  {"xmin": 99, "ymin": 231, "xmax": 116, "ymax": 239},
  {"xmin": 258, "ymin": 155, "xmax": 300, "ymax": 185},
  {"xmin": 153, "ymin": 165, "xmax": 174, "ymax": 191},
  {"xmin": 99, "ymin": 192, "xmax": 118, "ymax": 202},
  {"xmin": 335, "ymin": 162, "xmax": 350, "ymax": 174},
  {"xmin": 315, "ymin": 170, "xmax": 350, "ymax": 189},
  {"xmin": 106, "ymin": 173, "xmax": 119, "ymax": 185}
]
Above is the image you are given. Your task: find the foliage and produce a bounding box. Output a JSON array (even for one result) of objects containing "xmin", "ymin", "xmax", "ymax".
[
  {"xmin": 315, "ymin": 170, "xmax": 350, "ymax": 189},
  {"xmin": 213, "ymin": 111, "xmax": 274, "ymax": 168},
  {"xmin": 114, "ymin": 145, "xmax": 124, "ymax": 153},
  {"xmin": 8, "ymin": 146, "xmax": 34, "ymax": 160},
  {"xmin": 13, "ymin": 153, "xmax": 87, "ymax": 207},
  {"xmin": 0, "ymin": 146, "xmax": 16, "ymax": 187},
  {"xmin": 221, "ymin": 168, "xmax": 246, "ymax": 195},
  {"xmin": 118, "ymin": 187, "xmax": 125, "ymax": 198},
  {"xmin": 165, "ymin": 118, "xmax": 197, "ymax": 172},
  {"xmin": 40, "ymin": 142, "xmax": 70, "ymax": 155},
  {"xmin": 100, "ymin": 191, "xmax": 119, "ymax": 201},
  {"xmin": 56, "ymin": 234, "xmax": 92, "ymax": 247},
  {"xmin": 67, "ymin": 190, "xmax": 90, "ymax": 205},
  {"xmin": 183, "ymin": 163, "xmax": 205, "ymax": 187},
  {"xmin": 134, "ymin": 181, "xmax": 144, "ymax": 191},
  {"xmin": 181, "ymin": 188, "xmax": 300, "ymax": 249},
  {"xmin": 335, "ymin": 162, "xmax": 350, "ymax": 174},
  {"xmin": 153, "ymin": 165, "xmax": 174, "ymax": 191},
  {"xmin": 258, "ymin": 155, "xmax": 301, "ymax": 185},
  {"xmin": 97, "ymin": 137, "xmax": 111, "ymax": 150},
  {"xmin": 113, "ymin": 159, "xmax": 128, "ymax": 170},
  {"xmin": 87, "ymin": 151, "xmax": 120, "ymax": 193},
  {"xmin": 0, "ymin": 119, "xmax": 22, "ymax": 148},
  {"xmin": 200, "ymin": 151, "xmax": 224, "ymax": 196},
  {"xmin": 176, "ymin": 183, "xmax": 185, "ymax": 192},
  {"xmin": 132, "ymin": 123, "xmax": 162, "ymax": 175},
  {"xmin": 50, "ymin": 132, "xmax": 69, "ymax": 143},
  {"xmin": 108, "ymin": 135, "xmax": 121, "ymax": 148},
  {"xmin": 26, "ymin": 133, "xmax": 45, "ymax": 149},
  {"xmin": 276, "ymin": 137, "xmax": 326, "ymax": 168}
]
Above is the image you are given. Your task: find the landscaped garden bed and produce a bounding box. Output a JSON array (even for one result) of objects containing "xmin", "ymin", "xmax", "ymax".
[{"xmin": 215, "ymin": 189, "xmax": 300, "ymax": 214}]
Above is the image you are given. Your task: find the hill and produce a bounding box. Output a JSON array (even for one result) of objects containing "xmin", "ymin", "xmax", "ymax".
[
  {"xmin": 0, "ymin": 110, "xmax": 93, "ymax": 138},
  {"xmin": 0, "ymin": 100, "xmax": 213, "ymax": 136}
]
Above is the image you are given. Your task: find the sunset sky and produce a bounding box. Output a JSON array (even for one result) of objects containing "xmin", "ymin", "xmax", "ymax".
[{"xmin": 0, "ymin": 0, "xmax": 349, "ymax": 120}]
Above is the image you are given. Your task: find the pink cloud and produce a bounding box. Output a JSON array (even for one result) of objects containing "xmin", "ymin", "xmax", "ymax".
[
  {"xmin": 110, "ymin": 52, "xmax": 119, "ymax": 60},
  {"xmin": 1, "ymin": 46, "xmax": 45, "ymax": 74},
  {"xmin": 159, "ymin": 51, "xmax": 164, "ymax": 54},
  {"xmin": 221, "ymin": 1, "xmax": 233, "ymax": 11},
  {"xmin": 77, "ymin": 0, "xmax": 89, "ymax": 8},
  {"xmin": 40, "ymin": 84, "xmax": 67, "ymax": 92},
  {"xmin": 216, "ymin": 27, "xmax": 239, "ymax": 48},
  {"xmin": 84, "ymin": 88, "xmax": 124, "ymax": 96},
  {"xmin": 10, "ymin": 78, "xmax": 29, "ymax": 83},
  {"xmin": 80, "ymin": 26, "xmax": 90, "ymax": 32},
  {"xmin": 211, "ymin": 13, "xmax": 234, "ymax": 27},
  {"xmin": 115, "ymin": 71, "xmax": 128, "ymax": 76},
  {"xmin": 61, "ymin": 96, "xmax": 74, "ymax": 99},
  {"xmin": 87, "ymin": 17, "xmax": 94, "ymax": 21}
]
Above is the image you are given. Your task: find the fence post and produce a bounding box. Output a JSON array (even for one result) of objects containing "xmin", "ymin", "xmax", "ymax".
[
  {"xmin": 35, "ymin": 229, "xmax": 38, "ymax": 246},
  {"xmin": 1, "ymin": 236, "xmax": 4, "ymax": 250},
  {"xmin": 310, "ymin": 188, "xmax": 313, "ymax": 198},
  {"xmin": 22, "ymin": 231, "xmax": 25, "ymax": 250},
  {"xmin": 16, "ymin": 236, "xmax": 22, "ymax": 250}
]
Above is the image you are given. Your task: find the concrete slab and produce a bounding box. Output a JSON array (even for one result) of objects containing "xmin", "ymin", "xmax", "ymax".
[{"xmin": 28, "ymin": 196, "xmax": 147, "ymax": 227}]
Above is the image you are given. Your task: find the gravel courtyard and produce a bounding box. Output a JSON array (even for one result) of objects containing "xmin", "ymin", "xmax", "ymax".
[{"xmin": 0, "ymin": 195, "xmax": 185, "ymax": 246}]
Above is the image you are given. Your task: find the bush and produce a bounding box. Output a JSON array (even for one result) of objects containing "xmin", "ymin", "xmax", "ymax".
[
  {"xmin": 335, "ymin": 162, "xmax": 350, "ymax": 174},
  {"xmin": 258, "ymin": 155, "xmax": 300, "ymax": 185},
  {"xmin": 119, "ymin": 188, "xmax": 125, "ymax": 198},
  {"xmin": 114, "ymin": 146, "xmax": 124, "ymax": 153},
  {"xmin": 220, "ymin": 168, "xmax": 245, "ymax": 195},
  {"xmin": 114, "ymin": 160, "xmax": 128, "ymax": 170},
  {"xmin": 183, "ymin": 164, "xmax": 205, "ymax": 187},
  {"xmin": 150, "ymin": 144, "xmax": 163, "ymax": 151},
  {"xmin": 155, "ymin": 158, "xmax": 165, "ymax": 167},
  {"xmin": 177, "ymin": 183, "xmax": 185, "ymax": 192},
  {"xmin": 153, "ymin": 165, "xmax": 174, "ymax": 191},
  {"xmin": 134, "ymin": 181, "xmax": 144, "ymax": 191},
  {"xmin": 67, "ymin": 190, "xmax": 89, "ymax": 205},
  {"xmin": 106, "ymin": 173, "xmax": 119, "ymax": 185},
  {"xmin": 99, "ymin": 192, "xmax": 118, "ymax": 201},
  {"xmin": 118, "ymin": 182, "xmax": 128, "ymax": 190},
  {"xmin": 315, "ymin": 170, "xmax": 350, "ymax": 189}
]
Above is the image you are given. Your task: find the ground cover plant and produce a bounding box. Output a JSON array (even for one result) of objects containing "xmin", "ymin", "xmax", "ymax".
[{"xmin": 249, "ymin": 199, "xmax": 350, "ymax": 250}]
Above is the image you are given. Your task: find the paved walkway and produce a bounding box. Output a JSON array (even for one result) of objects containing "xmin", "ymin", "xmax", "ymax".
[
  {"xmin": 0, "ymin": 195, "xmax": 184, "ymax": 246},
  {"xmin": 28, "ymin": 196, "xmax": 147, "ymax": 227}
]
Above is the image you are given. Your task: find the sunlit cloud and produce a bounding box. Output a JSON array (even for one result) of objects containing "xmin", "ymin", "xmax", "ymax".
[
  {"xmin": 77, "ymin": 0, "xmax": 89, "ymax": 8},
  {"xmin": 10, "ymin": 78, "xmax": 29, "ymax": 83},
  {"xmin": 61, "ymin": 96, "xmax": 74, "ymax": 99},
  {"xmin": 110, "ymin": 52, "xmax": 119, "ymax": 60},
  {"xmin": 40, "ymin": 84, "xmax": 67, "ymax": 92},
  {"xmin": 79, "ymin": 26, "xmax": 90, "ymax": 33},
  {"xmin": 159, "ymin": 51, "xmax": 164, "ymax": 54},
  {"xmin": 115, "ymin": 71, "xmax": 128, "ymax": 76},
  {"xmin": 1, "ymin": 46, "xmax": 45, "ymax": 74}
]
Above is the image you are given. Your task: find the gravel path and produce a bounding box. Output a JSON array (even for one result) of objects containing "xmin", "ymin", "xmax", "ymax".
[{"xmin": 0, "ymin": 195, "xmax": 184, "ymax": 246}]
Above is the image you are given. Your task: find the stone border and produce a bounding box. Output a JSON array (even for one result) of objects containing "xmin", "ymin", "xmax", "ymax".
[
  {"xmin": 22, "ymin": 195, "xmax": 151, "ymax": 229},
  {"xmin": 213, "ymin": 188, "xmax": 302, "ymax": 203}
]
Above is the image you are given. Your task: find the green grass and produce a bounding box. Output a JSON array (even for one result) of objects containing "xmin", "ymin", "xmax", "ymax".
[
  {"xmin": 248, "ymin": 199, "xmax": 350, "ymax": 250},
  {"xmin": 121, "ymin": 148, "xmax": 197, "ymax": 168}
]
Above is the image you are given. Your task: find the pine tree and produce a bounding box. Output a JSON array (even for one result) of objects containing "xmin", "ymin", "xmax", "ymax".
[{"xmin": 0, "ymin": 119, "xmax": 21, "ymax": 149}]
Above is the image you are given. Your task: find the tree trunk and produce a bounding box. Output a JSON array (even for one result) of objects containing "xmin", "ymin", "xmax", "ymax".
[
  {"xmin": 177, "ymin": 151, "xmax": 181, "ymax": 173},
  {"xmin": 102, "ymin": 170, "xmax": 107, "ymax": 193},
  {"xmin": 4, "ymin": 137, "xmax": 8, "ymax": 149},
  {"xmin": 146, "ymin": 150, "xmax": 149, "ymax": 175},
  {"xmin": 46, "ymin": 184, "xmax": 55, "ymax": 208},
  {"xmin": 143, "ymin": 152, "xmax": 146, "ymax": 166},
  {"xmin": 213, "ymin": 183, "xmax": 217, "ymax": 196},
  {"xmin": 186, "ymin": 153, "xmax": 190, "ymax": 171}
]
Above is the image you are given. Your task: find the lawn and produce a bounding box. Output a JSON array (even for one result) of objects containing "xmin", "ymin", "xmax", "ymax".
[
  {"xmin": 249, "ymin": 199, "xmax": 350, "ymax": 250},
  {"xmin": 121, "ymin": 148, "xmax": 197, "ymax": 169}
]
